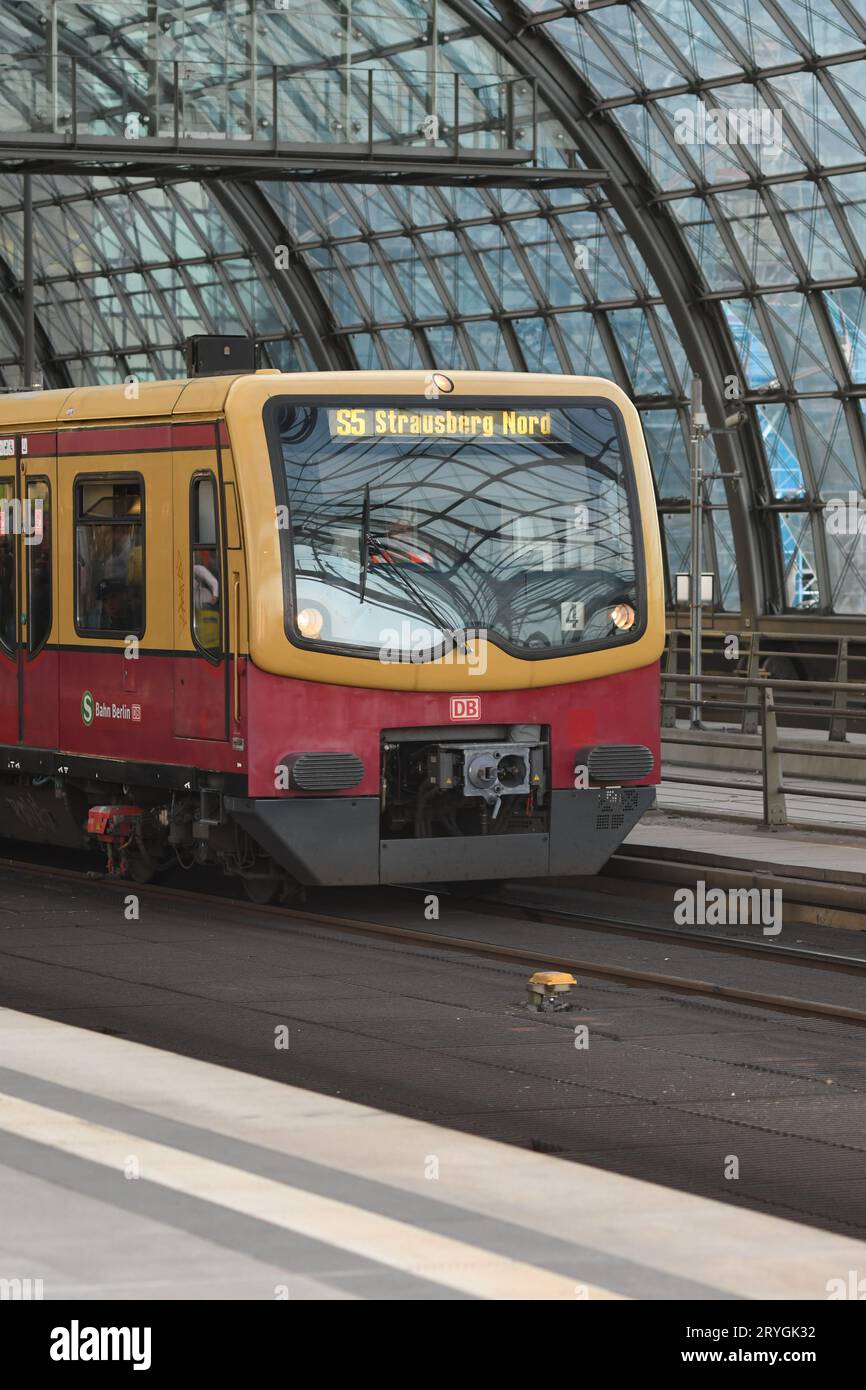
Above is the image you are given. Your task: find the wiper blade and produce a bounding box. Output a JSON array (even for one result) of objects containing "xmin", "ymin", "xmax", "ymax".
[
  {"xmin": 358, "ymin": 484, "xmax": 461, "ymax": 643},
  {"xmin": 370, "ymin": 544, "xmax": 461, "ymax": 647}
]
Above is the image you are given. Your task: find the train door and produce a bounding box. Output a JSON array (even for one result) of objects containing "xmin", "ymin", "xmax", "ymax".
[
  {"xmin": 173, "ymin": 456, "xmax": 228, "ymax": 741},
  {"xmin": 0, "ymin": 454, "xmax": 18, "ymax": 747},
  {"xmin": 0, "ymin": 435, "xmax": 58, "ymax": 751},
  {"xmin": 20, "ymin": 453, "xmax": 58, "ymax": 748}
]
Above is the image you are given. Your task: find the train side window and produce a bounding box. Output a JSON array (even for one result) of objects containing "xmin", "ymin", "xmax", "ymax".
[
  {"xmin": 191, "ymin": 474, "xmax": 220, "ymax": 655},
  {"xmin": 75, "ymin": 477, "xmax": 144, "ymax": 637},
  {"xmin": 0, "ymin": 478, "xmax": 15, "ymax": 655},
  {"xmin": 26, "ymin": 478, "xmax": 50, "ymax": 654}
]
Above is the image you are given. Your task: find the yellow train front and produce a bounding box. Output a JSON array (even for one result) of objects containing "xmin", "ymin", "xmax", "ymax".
[{"xmin": 0, "ymin": 369, "xmax": 664, "ymax": 897}]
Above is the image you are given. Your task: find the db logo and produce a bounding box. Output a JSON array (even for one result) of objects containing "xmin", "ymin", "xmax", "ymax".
[{"xmin": 450, "ymin": 696, "xmax": 480, "ymax": 721}]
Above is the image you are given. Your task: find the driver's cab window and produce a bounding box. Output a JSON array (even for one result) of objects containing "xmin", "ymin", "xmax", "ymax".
[{"xmin": 75, "ymin": 478, "xmax": 144, "ymax": 636}]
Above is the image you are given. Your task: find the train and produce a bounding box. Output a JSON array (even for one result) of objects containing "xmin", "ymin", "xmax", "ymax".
[{"xmin": 0, "ymin": 361, "xmax": 664, "ymax": 898}]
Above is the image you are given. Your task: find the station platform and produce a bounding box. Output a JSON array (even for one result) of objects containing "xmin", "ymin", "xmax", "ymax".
[
  {"xmin": 608, "ymin": 807, "xmax": 866, "ymax": 929},
  {"xmin": 1, "ymin": 1006, "xmax": 864, "ymax": 1301},
  {"xmin": 658, "ymin": 770, "xmax": 866, "ymax": 833},
  {"xmin": 659, "ymin": 723, "xmax": 866, "ymax": 832},
  {"xmin": 626, "ymin": 812, "xmax": 866, "ymax": 888}
]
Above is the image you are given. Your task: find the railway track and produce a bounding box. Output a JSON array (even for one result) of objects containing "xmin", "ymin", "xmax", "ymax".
[
  {"xmin": 3, "ymin": 852, "xmax": 866, "ymax": 1030},
  {"xmin": 443, "ymin": 887, "xmax": 866, "ymax": 976}
]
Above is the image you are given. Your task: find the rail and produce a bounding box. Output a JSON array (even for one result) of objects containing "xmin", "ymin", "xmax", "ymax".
[
  {"xmin": 660, "ymin": 670, "xmax": 866, "ymax": 827},
  {"xmin": 0, "ymin": 56, "xmax": 550, "ymax": 164}
]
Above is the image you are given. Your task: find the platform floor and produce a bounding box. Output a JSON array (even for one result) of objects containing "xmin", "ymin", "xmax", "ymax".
[
  {"xmin": 624, "ymin": 808, "xmax": 866, "ymax": 885},
  {"xmin": 1, "ymin": 859, "xmax": 864, "ymax": 1267},
  {"xmin": 659, "ymin": 721, "xmax": 866, "ymax": 831},
  {"xmin": 658, "ymin": 771, "xmax": 866, "ymax": 831},
  {"xmin": 1, "ymin": 1007, "xmax": 864, "ymax": 1301}
]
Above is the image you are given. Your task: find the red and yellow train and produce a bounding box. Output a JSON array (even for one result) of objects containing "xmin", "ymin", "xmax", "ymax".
[{"xmin": 0, "ymin": 366, "xmax": 663, "ymax": 897}]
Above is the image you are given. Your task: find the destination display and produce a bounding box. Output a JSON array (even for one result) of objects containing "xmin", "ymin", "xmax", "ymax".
[{"xmin": 330, "ymin": 407, "xmax": 555, "ymax": 439}]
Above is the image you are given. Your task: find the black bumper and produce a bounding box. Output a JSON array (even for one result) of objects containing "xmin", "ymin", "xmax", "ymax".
[{"xmin": 225, "ymin": 787, "xmax": 655, "ymax": 886}]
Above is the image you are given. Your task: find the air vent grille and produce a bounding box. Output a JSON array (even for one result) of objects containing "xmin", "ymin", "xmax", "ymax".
[
  {"xmin": 587, "ymin": 744, "xmax": 654, "ymax": 783},
  {"xmin": 288, "ymin": 752, "xmax": 364, "ymax": 792},
  {"xmin": 595, "ymin": 787, "xmax": 639, "ymax": 832}
]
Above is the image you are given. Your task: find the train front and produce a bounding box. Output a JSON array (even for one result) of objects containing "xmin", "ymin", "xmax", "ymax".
[{"xmin": 229, "ymin": 371, "xmax": 665, "ymax": 887}]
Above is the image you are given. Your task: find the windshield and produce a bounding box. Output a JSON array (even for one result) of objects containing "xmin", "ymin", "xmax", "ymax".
[{"xmin": 267, "ymin": 400, "xmax": 642, "ymax": 660}]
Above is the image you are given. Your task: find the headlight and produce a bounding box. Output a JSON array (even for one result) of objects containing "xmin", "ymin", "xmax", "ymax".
[
  {"xmin": 297, "ymin": 606, "xmax": 324, "ymax": 638},
  {"xmin": 610, "ymin": 602, "xmax": 635, "ymax": 631}
]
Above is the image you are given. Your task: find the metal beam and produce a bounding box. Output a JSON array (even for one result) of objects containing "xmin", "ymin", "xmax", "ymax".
[
  {"xmin": 206, "ymin": 180, "xmax": 354, "ymax": 373},
  {"xmin": 0, "ymin": 142, "xmax": 605, "ymax": 189},
  {"xmin": 445, "ymin": 0, "xmax": 763, "ymax": 625},
  {"xmin": 22, "ymin": 173, "xmax": 34, "ymax": 388},
  {"xmin": 0, "ymin": 244, "xmax": 69, "ymax": 392}
]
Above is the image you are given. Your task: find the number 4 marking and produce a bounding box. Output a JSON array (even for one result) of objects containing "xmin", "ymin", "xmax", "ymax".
[{"xmin": 561, "ymin": 600, "xmax": 585, "ymax": 631}]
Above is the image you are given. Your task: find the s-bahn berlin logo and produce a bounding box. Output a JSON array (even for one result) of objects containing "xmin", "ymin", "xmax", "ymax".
[{"xmin": 80, "ymin": 691, "xmax": 141, "ymax": 726}]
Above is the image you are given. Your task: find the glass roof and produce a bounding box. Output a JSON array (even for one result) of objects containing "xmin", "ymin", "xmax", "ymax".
[{"xmin": 0, "ymin": 0, "xmax": 864, "ymax": 618}]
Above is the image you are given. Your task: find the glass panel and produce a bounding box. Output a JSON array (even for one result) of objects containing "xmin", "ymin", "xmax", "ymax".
[
  {"xmin": 668, "ymin": 197, "xmax": 744, "ymax": 292},
  {"xmin": 512, "ymin": 317, "xmax": 563, "ymax": 372},
  {"xmin": 462, "ymin": 319, "xmax": 516, "ymax": 370},
  {"xmin": 478, "ymin": 247, "xmax": 539, "ymax": 311},
  {"xmin": 779, "ymin": 513, "xmax": 820, "ymax": 609},
  {"xmin": 270, "ymin": 400, "xmax": 642, "ymax": 659},
  {"xmin": 709, "ymin": 493, "xmax": 741, "ymax": 612},
  {"xmin": 192, "ymin": 476, "xmax": 220, "ymax": 655},
  {"xmin": 800, "ymin": 397, "xmax": 862, "ymax": 494},
  {"xmin": 179, "ymin": 62, "xmax": 255, "ymax": 141},
  {"xmin": 591, "ymin": 8, "xmax": 687, "ymax": 90},
  {"xmin": 642, "ymin": 410, "xmax": 689, "ymax": 499},
  {"xmin": 760, "ymin": 292, "xmax": 836, "ymax": 392},
  {"xmin": 823, "ymin": 290, "xmax": 866, "ymax": 384},
  {"xmin": 758, "ymin": 404, "xmax": 806, "ymax": 499},
  {"xmin": 547, "ymin": 19, "xmax": 634, "ymax": 100},
  {"xmin": 656, "ymin": 93, "xmax": 771, "ymax": 186},
  {"xmin": 75, "ymin": 479, "xmax": 144, "ymax": 635},
  {"xmin": 340, "ymin": 241, "xmax": 403, "ymax": 320},
  {"xmin": 773, "ymin": 182, "xmax": 854, "ymax": 279},
  {"xmin": 824, "ymin": 505, "xmax": 866, "ymax": 614},
  {"xmin": 378, "ymin": 328, "xmax": 425, "ymax": 369},
  {"xmin": 557, "ymin": 211, "xmax": 637, "ymax": 301},
  {"xmin": 608, "ymin": 308, "xmax": 672, "ymax": 395},
  {"xmin": 713, "ymin": 192, "xmax": 797, "ymax": 288},
  {"xmin": 770, "ymin": 71, "xmax": 865, "ymax": 167},
  {"xmin": 556, "ymin": 313, "xmax": 616, "ymax": 377},
  {"xmin": 723, "ymin": 301, "xmax": 780, "ymax": 391}
]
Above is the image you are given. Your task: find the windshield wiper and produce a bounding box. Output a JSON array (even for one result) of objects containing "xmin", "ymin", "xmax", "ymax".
[
  {"xmin": 357, "ymin": 486, "xmax": 460, "ymax": 643},
  {"xmin": 370, "ymin": 542, "xmax": 464, "ymax": 648}
]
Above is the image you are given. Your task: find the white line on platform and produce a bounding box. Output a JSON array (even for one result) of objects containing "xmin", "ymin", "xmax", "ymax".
[
  {"xmin": 3, "ymin": 1008, "xmax": 865, "ymax": 1300},
  {"xmin": 0, "ymin": 1091, "xmax": 619, "ymax": 1301}
]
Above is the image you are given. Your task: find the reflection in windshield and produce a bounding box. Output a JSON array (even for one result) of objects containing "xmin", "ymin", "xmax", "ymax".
[{"xmin": 270, "ymin": 401, "xmax": 640, "ymax": 659}]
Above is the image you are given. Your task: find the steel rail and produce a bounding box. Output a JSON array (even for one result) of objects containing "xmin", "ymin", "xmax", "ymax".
[
  {"xmin": 1, "ymin": 854, "xmax": 865, "ymax": 1029},
  {"xmin": 441, "ymin": 890, "xmax": 866, "ymax": 975}
]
